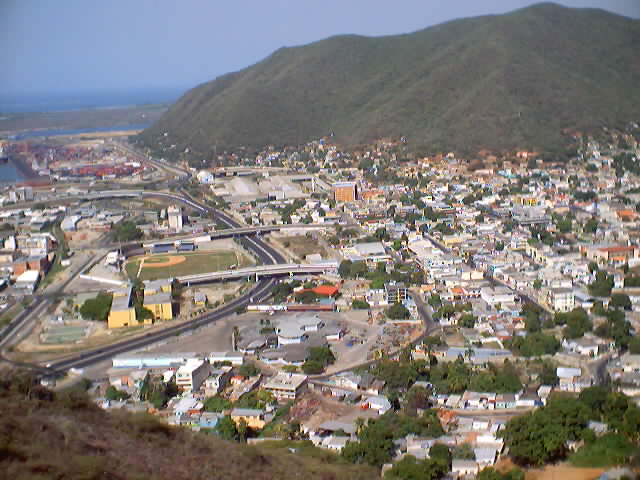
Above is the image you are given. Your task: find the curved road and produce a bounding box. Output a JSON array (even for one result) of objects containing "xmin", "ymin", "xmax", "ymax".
[{"xmin": 2, "ymin": 191, "xmax": 286, "ymax": 375}]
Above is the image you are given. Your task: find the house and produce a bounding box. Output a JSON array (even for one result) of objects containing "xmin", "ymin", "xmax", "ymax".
[
  {"xmin": 230, "ymin": 408, "xmax": 266, "ymax": 430},
  {"xmin": 14, "ymin": 269, "xmax": 39, "ymax": 292},
  {"xmin": 194, "ymin": 292, "xmax": 207, "ymax": 306},
  {"xmin": 143, "ymin": 290, "xmax": 173, "ymax": 321},
  {"xmin": 320, "ymin": 436, "xmax": 350, "ymax": 451},
  {"xmin": 451, "ymin": 459, "xmax": 479, "ymax": 478},
  {"xmin": 262, "ymin": 372, "xmax": 307, "ymax": 401},
  {"xmin": 362, "ymin": 395, "xmax": 392, "ymax": 414},
  {"xmin": 107, "ymin": 287, "xmax": 137, "ymax": 329},
  {"xmin": 203, "ymin": 367, "xmax": 232, "ymax": 396},
  {"xmin": 547, "ymin": 288, "xmax": 575, "ymax": 312},
  {"xmin": 175, "ymin": 359, "xmax": 210, "ymax": 392},
  {"xmin": 557, "ymin": 367, "xmax": 591, "ymax": 393},
  {"xmin": 208, "ymin": 352, "xmax": 244, "ymax": 366},
  {"xmin": 562, "ymin": 334, "xmax": 604, "ymax": 357}
]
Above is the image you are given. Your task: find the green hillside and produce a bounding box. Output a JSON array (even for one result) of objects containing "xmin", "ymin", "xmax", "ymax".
[
  {"xmin": 140, "ymin": 3, "xmax": 640, "ymax": 156},
  {"xmin": 0, "ymin": 373, "xmax": 374, "ymax": 480}
]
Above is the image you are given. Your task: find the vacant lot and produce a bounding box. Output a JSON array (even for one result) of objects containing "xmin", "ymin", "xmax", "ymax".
[{"xmin": 130, "ymin": 250, "xmax": 243, "ymax": 281}]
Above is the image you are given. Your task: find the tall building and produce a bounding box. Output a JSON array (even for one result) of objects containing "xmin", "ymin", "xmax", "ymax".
[
  {"xmin": 333, "ymin": 181, "xmax": 358, "ymax": 202},
  {"xmin": 167, "ymin": 205, "xmax": 183, "ymax": 231},
  {"xmin": 384, "ymin": 282, "xmax": 408, "ymax": 304}
]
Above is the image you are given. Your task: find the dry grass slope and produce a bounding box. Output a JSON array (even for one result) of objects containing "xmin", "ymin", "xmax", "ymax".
[{"xmin": 0, "ymin": 373, "xmax": 375, "ymax": 480}]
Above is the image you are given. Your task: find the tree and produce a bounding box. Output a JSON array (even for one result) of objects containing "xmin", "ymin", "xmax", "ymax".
[
  {"xmin": 238, "ymin": 362, "xmax": 260, "ymax": 377},
  {"xmin": 105, "ymin": 385, "xmax": 130, "ymax": 401},
  {"xmin": 338, "ymin": 260, "xmax": 352, "ymax": 278},
  {"xmin": 452, "ymin": 443, "xmax": 475, "ymax": 460},
  {"xmin": 628, "ymin": 336, "xmax": 640, "ymax": 354},
  {"xmin": 384, "ymin": 455, "xmax": 447, "ymax": 480},
  {"xmin": 428, "ymin": 443, "xmax": 451, "ymax": 469},
  {"xmin": 501, "ymin": 394, "xmax": 590, "ymax": 466},
  {"xmin": 458, "ymin": 313, "xmax": 476, "ymax": 328},
  {"xmin": 588, "ymin": 271, "xmax": 613, "ymax": 297},
  {"xmin": 609, "ymin": 293, "xmax": 631, "ymax": 310},
  {"xmin": 533, "ymin": 279, "xmax": 542, "ymax": 290},
  {"xmin": 203, "ymin": 395, "xmax": 231, "ymax": 412},
  {"xmin": 302, "ymin": 360, "xmax": 324, "ymax": 374},
  {"xmin": 386, "ymin": 303, "xmax": 410, "ymax": 320},
  {"xmin": 507, "ymin": 332, "xmax": 560, "ymax": 357},
  {"xmin": 215, "ymin": 415, "xmax": 238, "ymax": 441},
  {"xmin": 539, "ymin": 362, "xmax": 559, "ymax": 386},
  {"xmin": 112, "ymin": 221, "xmax": 143, "ymax": 242},
  {"xmin": 350, "ymin": 261, "xmax": 368, "ymax": 278},
  {"xmin": 79, "ymin": 293, "xmax": 113, "ymax": 322},
  {"xmin": 352, "ymin": 300, "xmax": 370, "ymax": 310}
]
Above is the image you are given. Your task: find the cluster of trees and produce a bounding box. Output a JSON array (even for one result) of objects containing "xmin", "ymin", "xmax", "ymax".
[
  {"xmin": 302, "ymin": 346, "xmax": 335, "ymax": 374},
  {"xmin": 112, "ymin": 221, "xmax": 143, "ymax": 242},
  {"xmin": 501, "ymin": 387, "xmax": 640, "ymax": 467},
  {"xmin": 553, "ymin": 308, "xmax": 592, "ymax": 339},
  {"xmin": 384, "ymin": 447, "xmax": 449, "ymax": 480},
  {"xmin": 139, "ymin": 374, "xmax": 178, "ymax": 409},
  {"xmin": 429, "ymin": 358, "xmax": 522, "ymax": 395},
  {"xmin": 341, "ymin": 410, "xmax": 445, "ymax": 467},
  {"xmin": 79, "ymin": 292, "xmax": 113, "ymax": 322},
  {"xmin": 339, "ymin": 260, "xmax": 423, "ymax": 288},
  {"xmin": 386, "ymin": 303, "xmax": 410, "ymax": 320},
  {"xmin": 105, "ymin": 385, "xmax": 130, "ymax": 401},
  {"xmin": 588, "ymin": 270, "xmax": 614, "ymax": 297},
  {"xmin": 507, "ymin": 332, "xmax": 560, "ymax": 357},
  {"xmin": 352, "ymin": 299, "xmax": 370, "ymax": 310}
]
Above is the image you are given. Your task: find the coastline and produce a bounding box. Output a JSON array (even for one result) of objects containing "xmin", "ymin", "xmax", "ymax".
[{"xmin": 10, "ymin": 155, "xmax": 40, "ymax": 180}]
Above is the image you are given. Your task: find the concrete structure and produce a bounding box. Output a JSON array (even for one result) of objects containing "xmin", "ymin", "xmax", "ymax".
[
  {"xmin": 547, "ymin": 288, "xmax": 575, "ymax": 312},
  {"xmin": 112, "ymin": 353, "xmax": 201, "ymax": 369},
  {"xmin": 384, "ymin": 282, "xmax": 408, "ymax": 304},
  {"xmin": 14, "ymin": 269, "xmax": 39, "ymax": 292},
  {"xmin": 168, "ymin": 205, "xmax": 183, "ymax": 232},
  {"xmin": 107, "ymin": 287, "xmax": 137, "ymax": 329},
  {"xmin": 230, "ymin": 408, "xmax": 266, "ymax": 429},
  {"xmin": 333, "ymin": 181, "xmax": 358, "ymax": 202},
  {"xmin": 262, "ymin": 372, "xmax": 308, "ymax": 401},
  {"xmin": 176, "ymin": 359, "xmax": 210, "ymax": 392}
]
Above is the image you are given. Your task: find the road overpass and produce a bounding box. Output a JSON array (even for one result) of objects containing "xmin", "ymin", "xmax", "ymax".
[
  {"xmin": 177, "ymin": 261, "xmax": 339, "ymax": 285},
  {"xmin": 1, "ymin": 190, "xmax": 287, "ymax": 375}
]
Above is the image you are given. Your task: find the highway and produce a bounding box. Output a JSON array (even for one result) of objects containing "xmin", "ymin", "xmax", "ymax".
[{"xmin": 6, "ymin": 190, "xmax": 287, "ymax": 375}]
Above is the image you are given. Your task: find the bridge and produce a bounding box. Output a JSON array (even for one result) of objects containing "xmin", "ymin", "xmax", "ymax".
[
  {"xmin": 177, "ymin": 261, "xmax": 339, "ymax": 285},
  {"xmin": 141, "ymin": 223, "xmax": 331, "ymax": 249}
]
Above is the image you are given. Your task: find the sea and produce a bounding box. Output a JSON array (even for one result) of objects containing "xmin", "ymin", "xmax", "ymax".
[{"xmin": 0, "ymin": 87, "xmax": 184, "ymax": 183}]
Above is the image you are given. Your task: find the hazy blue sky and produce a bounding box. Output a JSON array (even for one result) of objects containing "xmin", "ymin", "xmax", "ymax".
[{"xmin": 1, "ymin": 0, "xmax": 638, "ymax": 95}]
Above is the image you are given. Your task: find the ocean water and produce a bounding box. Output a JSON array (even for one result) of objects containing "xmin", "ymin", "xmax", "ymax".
[
  {"xmin": 9, "ymin": 123, "xmax": 151, "ymax": 140},
  {"xmin": 0, "ymin": 87, "xmax": 185, "ymax": 114},
  {"xmin": 0, "ymin": 162, "xmax": 24, "ymax": 184}
]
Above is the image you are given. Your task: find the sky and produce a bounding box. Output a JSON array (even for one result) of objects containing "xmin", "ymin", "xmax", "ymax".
[{"xmin": 1, "ymin": 0, "xmax": 639, "ymax": 96}]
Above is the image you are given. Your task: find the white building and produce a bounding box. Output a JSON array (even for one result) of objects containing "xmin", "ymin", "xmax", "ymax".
[
  {"xmin": 167, "ymin": 205, "xmax": 183, "ymax": 232},
  {"xmin": 175, "ymin": 359, "xmax": 210, "ymax": 392},
  {"xmin": 547, "ymin": 288, "xmax": 575, "ymax": 312},
  {"xmin": 262, "ymin": 372, "xmax": 308, "ymax": 401}
]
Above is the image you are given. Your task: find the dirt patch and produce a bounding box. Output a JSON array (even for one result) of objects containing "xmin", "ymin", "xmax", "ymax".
[
  {"xmin": 143, "ymin": 255, "xmax": 186, "ymax": 268},
  {"xmin": 525, "ymin": 464, "xmax": 605, "ymax": 480}
]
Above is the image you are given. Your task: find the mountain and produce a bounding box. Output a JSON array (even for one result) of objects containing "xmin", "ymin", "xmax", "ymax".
[
  {"xmin": 140, "ymin": 3, "xmax": 640, "ymax": 156},
  {"xmin": 0, "ymin": 373, "xmax": 374, "ymax": 480}
]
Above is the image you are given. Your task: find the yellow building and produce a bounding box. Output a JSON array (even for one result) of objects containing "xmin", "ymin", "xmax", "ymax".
[
  {"xmin": 143, "ymin": 279, "xmax": 173, "ymax": 321},
  {"xmin": 107, "ymin": 287, "xmax": 137, "ymax": 329},
  {"xmin": 230, "ymin": 408, "xmax": 266, "ymax": 430}
]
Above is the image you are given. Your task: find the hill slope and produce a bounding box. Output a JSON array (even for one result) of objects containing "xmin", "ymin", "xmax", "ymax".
[
  {"xmin": 140, "ymin": 3, "xmax": 640, "ymax": 156},
  {"xmin": 0, "ymin": 374, "xmax": 374, "ymax": 480}
]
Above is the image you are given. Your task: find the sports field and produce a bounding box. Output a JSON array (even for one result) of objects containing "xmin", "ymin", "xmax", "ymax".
[{"xmin": 129, "ymin": 251, "xmax": 244, "ymax": 281}]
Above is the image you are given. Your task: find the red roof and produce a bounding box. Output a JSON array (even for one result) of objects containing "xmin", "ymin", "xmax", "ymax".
[{"xmin": 311, "ymin": 285, "xmax": 339, "ymax": 296}]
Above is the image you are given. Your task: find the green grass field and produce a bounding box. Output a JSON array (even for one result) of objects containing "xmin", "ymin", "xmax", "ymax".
[{"xmin": 133, "ymin": 251, "xmax": 244, "ymax": 281}]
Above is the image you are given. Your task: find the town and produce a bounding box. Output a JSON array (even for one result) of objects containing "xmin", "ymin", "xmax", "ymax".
[{"xmin": 0, "ymin": 123, "xmax": 639, "ymax": 479}]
